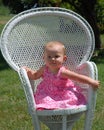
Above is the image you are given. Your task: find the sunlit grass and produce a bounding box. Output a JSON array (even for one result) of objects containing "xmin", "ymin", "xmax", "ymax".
[{"xmin": 0, "ymin": 69, "xmax": 34, "ymax": 130}]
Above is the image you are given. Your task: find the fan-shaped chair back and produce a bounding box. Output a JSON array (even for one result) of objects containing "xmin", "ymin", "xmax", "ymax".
[{"xmin": 0, "ymin": 7, "xmax": 94, "ymax": 72}]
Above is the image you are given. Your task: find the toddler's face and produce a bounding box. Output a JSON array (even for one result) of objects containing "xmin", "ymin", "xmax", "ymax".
[{"xmin": 43, "ymin": 45, "xmax": 67, "ymax": 72}]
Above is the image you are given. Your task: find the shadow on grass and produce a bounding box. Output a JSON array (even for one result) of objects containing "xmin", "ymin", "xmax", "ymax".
[
  {"xmin": 91, "ymin": 49, "xmax": 104, "ymax": 64},
  {"xmin": 0, "ymin": 51, "xmax": 9, "ymax": 70},
  {"xmin": 92, "ymin": 56, "xmax": 104, "ymax": 64}
]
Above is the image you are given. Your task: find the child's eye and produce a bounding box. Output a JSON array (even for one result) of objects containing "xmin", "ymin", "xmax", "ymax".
[
  {"xmin": 48, "ymin": 56, "xmax": 51, "ymax": 58},
  {"xmin": 55, "ymin": 55, "xmax": 60, "ymax": 58}
]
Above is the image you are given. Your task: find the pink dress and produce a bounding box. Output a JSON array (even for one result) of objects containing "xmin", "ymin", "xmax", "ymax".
[{"xmin": 34, "ymin": 66, "xmax": 87, "ymax": 110}]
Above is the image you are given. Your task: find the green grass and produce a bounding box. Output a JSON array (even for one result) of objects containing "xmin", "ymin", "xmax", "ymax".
[
  {"xmin": 92, "ymin": 58, "xmax": 104, "ymax": 130},
  {"xmin": 0, "ymin": 5, "xmax": 104, "ymax": 130},
  {"xmin": 0, "ymin": 5, "xmax": 14, "ymax": 34},
  {"xmin": 100, "ymin": 35, "xmax": 104, "ymax": 48}
]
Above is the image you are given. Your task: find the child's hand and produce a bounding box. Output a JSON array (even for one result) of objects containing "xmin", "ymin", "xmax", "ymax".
[
  {"xmin": 91, "ymin": 80, "xmax": 100, "ymax": 89},
  {"xmin": 22, "ymin": 66, "xmax": 33, "ymax": 79},
  {"xmin": 22, "ymin": 66, "xmax": 43, "ymax": 80},
  {"xmin": 22, "ymin": 66, "xmax": 31, "ymax": 72}
]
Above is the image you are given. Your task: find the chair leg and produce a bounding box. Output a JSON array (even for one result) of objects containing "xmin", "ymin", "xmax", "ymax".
[
  {"xmin": 84, "ymin": 111, "xmax": 93, "ymax": 130},
  {"xmin": 62, "ymin": 115, "xmax": 75, "ymax": 130},
  {"xmin": 31, "ymin": 114, "xmax": 41, "ymax": 130},
  {"xmin": 62, "ymin": 115, "xmax": 67, "ymax": 130}
]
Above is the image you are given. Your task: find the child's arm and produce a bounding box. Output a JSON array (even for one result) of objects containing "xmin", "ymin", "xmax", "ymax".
[
  {"xmin": 61, "ymin": 69, "xmax": 100, "ymax": 89},
  {"xmin": 22, "ymin": 66, "xmax": 44, "ymax": 80}
]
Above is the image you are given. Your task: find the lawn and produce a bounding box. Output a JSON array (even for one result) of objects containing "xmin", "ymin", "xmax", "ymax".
[{"xmin": 0, "ymin": 6, "xmax": 104, "ymax": 130}]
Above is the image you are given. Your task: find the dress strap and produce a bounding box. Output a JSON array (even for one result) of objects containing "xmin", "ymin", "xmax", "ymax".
[{"xmin": 57, "ymin": 66, "xmax": 66, "ymax": 77}]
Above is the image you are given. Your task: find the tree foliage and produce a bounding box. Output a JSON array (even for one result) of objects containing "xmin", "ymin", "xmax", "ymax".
[
  {"xmin": 63, "ymin": 0, "xmax": 101, "ymax": 48},
  {"xmin": 96, "ymin": 0, "xmax": 104, "ymax": 33},
  {"xmin": 2, "ymin": 0, "xmax": 37, "ymax": 13}
]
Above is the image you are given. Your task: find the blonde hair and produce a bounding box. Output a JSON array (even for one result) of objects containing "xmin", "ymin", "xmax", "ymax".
[{"xmin": 44, "ymin": 41, "xmax": 66, "ymax": 55}]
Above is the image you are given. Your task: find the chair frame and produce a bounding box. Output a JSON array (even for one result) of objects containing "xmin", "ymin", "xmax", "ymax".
[{"xmin": 0, "ymin": 7, "xmax": 98, "ymax": 130}]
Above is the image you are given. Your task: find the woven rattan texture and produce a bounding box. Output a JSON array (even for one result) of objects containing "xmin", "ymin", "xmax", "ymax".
[{"xmin": 1, "ymin": 9, "xmax": 94, "ymax": 71}]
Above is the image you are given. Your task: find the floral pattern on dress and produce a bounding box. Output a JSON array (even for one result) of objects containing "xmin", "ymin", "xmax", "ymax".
[{"xmin": 34, "ymin": 66, "xmax": 87, "ymax": 110}]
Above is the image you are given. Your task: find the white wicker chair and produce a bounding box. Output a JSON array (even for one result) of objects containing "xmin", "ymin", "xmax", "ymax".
[{"xmin": 0, "ymin": 7, "xmax": 98, "ymax": 130}]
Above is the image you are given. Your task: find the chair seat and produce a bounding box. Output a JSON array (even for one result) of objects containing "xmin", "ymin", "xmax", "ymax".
[{"xmin": 37, "ymin": 105, "xmax": 87, "ymax": 116}]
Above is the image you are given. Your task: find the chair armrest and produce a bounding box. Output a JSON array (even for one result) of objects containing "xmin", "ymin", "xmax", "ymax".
[
  {"xmin": 76, "ymin": 61, "xmax": 98, "ymax": 80},
  {"xmin": 76, "ymin": 61, "xmax": 98, "ymax": 130},
  {"xmin": 76, "ymin": 61, "xmax": 98, "ymax": 109},
  {"xmin": 18, "ymin": 68, "xmax": 41, "ymax": 130},
  {"xmin": 18, "ymin": 68, "xmax": 36, "ymax": 113}
]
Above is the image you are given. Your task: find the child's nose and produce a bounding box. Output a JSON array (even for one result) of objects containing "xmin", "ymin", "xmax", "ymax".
[{"xmin": 52, "ymin": 57, "xmax": 55, "ymax": 60}]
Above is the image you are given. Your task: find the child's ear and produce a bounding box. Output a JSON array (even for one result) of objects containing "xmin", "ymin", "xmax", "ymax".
[{"xmin": 64, "ymin": 55, "xmax": 67, "ymax": 61}]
